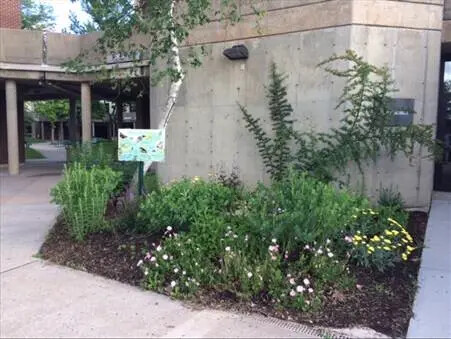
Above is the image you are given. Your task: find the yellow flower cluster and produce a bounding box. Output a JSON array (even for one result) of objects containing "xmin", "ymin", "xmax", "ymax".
[{"xmin": 351, "ymin": 214, "xmax": 415, "ymax": 261}]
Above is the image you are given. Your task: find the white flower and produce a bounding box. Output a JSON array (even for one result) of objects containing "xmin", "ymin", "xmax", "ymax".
[
  {"xmin": 289, "ymin": 278, "xmax": 296, "ymax": 285},
  {"xmin": 170, "ymin": 281, "xmax": 176, "ymax": 288},
  {"xmin": 162, "ymin": 254, "xmax": 168, "ymax": 260},
  {"xmin": 304, "ymin": 244, "xmax": 310, "ymax": 250},
  {"xmin": 233, "ymin": 234, "xmax": 238, "ymax": 239},
  {"xmin": 303, "ymin": 278, "xmax": 310, "ymax": 286},
  {"xmin": 136, "ymin": 260, "xmax": 143, "ymax": 267},
  {"xmin": 305, "ymin": 300, "xmax": 310, "ymax": 305},
  {"xmin": 244, "ymin": 235, "xmax": 249, "ymax": 242},
  {"xmin": 174, "ymin": 268, "xmax": 179, "ymax": 273},
  {"xmin": 271, "ymin": 238, "xmax": 277, "ymax": 244},
  {"xmin": 296, "ymin": 285, "xmax": 305, "ymax": 293},
  {"xmin": 150, "ymin": 256, "xmax": 156, "ymax": 262},
  {"xmin": 167, "ymin": 226, "xmax": 173, "ymax": 231},
  {"xmin": 327, "ymin": 252, "xmax": 334, "ymax": 258},
  {"xmin": 182, "ymin": 271, "xmax": 186, "ymax": 275},
  {"xmin": 317, "ymin": 249, "xmax": 323, "ymax": 254},
  {"xmin": 344, "ymin": 236, "xmax": 352, "ymax": 243},
  {"xmin": 247, "ymin": 272, "xmax": 253, "ymax": 278},
  {"xmin": 156, "ymin": 245, "xmax": 162, "ymax": 252},
  {"xmin": 326, "ymin": 239, "xmax": 331, "ymax": 244},
  {"xmin": 287, "ymin": 273, "xmax": 292, "ymax": 278},
  {"xmin": 308, "ymin": 288, "xmax": 314, "ymax": 293},
  {"xmin": 144, "ymin": 269, "xmax": 149, "ymax": 276},
  {"xmin": 289, "ymin": 290, "xmax": 296, "ymax": 297},
  {"xmin": 225, "ymin": 246, "xmax": 231, "ymax": 252}
]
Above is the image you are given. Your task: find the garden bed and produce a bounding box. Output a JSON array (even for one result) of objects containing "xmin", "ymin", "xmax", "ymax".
[{"xmin": 39, "ymin": 211, "xmax": 427, "ymax": 338}]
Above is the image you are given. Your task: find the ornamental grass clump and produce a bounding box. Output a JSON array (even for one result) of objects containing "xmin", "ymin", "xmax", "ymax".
[{"xmin": 51, "ymin": 163, "xmax": 121, "ymax": 241}]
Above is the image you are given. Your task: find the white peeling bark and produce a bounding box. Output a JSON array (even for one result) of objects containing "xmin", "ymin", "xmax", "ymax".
[{"xmin": 132, "ymin": 0, "xmax": 184, "ymax": 188}]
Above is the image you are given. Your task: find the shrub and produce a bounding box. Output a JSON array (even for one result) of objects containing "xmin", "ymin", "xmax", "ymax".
[
  {"xmin": 378, "ymin": 186, "xmax": 404, "ymax": 211},
  {"xmin": 137, "ymin": 172, "xmax": 415, "ymax": 310},
  {"xmin": 244, "ymin": 170, "xmax": 370, "ymax": 252},
  {"xmin": 67, "ymin": 141, "xmax": 138, "ymax": 189},
  {"xmin": 343, "ymin": 208, "xmax": 413, "ymax": 272},
  {"xmin": 241, "ymin": 51, "xmax": 440, "ymax": 183},
  {"xmin": 51, "ymin": 163, "xmax": 121, "ymax": 241},
  {"xmin": 137, "ymin": 177, "xmax": 241, "ymax": 234}
]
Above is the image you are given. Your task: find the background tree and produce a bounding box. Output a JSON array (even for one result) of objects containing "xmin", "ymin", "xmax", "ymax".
[
  {"xmin": 21, "ymin": 0, "xmax": 56, "ymax": 31},
  {"xmin": 35, "ymin": 100, "xmax": 69, "ymax": 143},
  {"xmin": 67, "ymin": 0, "xmax": 263, "ymax": 177}
]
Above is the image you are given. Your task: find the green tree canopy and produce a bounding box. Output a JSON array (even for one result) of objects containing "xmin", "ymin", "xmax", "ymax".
[
  {"xmin": 21, "ymin": 0, "xmax": 56, "ymax": 31},
  {"xmin": 34, "ymin": 100, "xmax": 69, "ymax": 126}
]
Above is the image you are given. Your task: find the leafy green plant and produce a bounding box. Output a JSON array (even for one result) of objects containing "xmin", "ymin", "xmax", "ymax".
[
  {"xmin": 344, "ymin": 210, "xmax": 414, "ymax": 272},
  {"xmin": 144, "ymin": 172, "xmax": 161, "ymax": 194},
  {"xmin": 378, "ymin": 186, "xmax": 404, "ymax": 211},
  {"xmin": 241, "ymin": 51, "xmax": 441, "ymax": 183},
  {"xmin": 137, "ymin": 177, "xmax": 241, "ymax": 234},
  {"xmin": 244, "ymin": 169, "xmax": 370, "ymax": 252},
  {"xmin": 240, "ymin": 62, "xmax": 294, "ymax": 181},
  {"xmin": 67, "ymin": 141, "xmax": 137, "ymax": 189},
  {"xmin": 51, "ymin": 163, "xmax": 121, "ymax": 241},
  {"xmin": 137, "ymin": 171, "xmax": 414, "ymax": 311},
  {"xmin": 295, "ymin": 50, "xmax": 440, "ymax": 181}
]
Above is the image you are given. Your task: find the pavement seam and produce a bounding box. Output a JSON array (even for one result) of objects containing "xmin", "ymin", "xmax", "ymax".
[{"xmin": 0, "ymin": 260, "xmax": 39, "ymax": 275}]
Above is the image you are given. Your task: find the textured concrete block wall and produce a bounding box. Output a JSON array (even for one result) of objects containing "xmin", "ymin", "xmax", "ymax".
[
  {"xmin": 151, "ymin": 0, "xmax": 443, "ymax": 209},
  {"xmin": 0, "ymin": 0, "xmax": 21, "ymax": 29}
]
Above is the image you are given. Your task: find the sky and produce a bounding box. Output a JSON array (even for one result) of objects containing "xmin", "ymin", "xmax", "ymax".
[{"xmin": 40, "ymin": 0, "xmax": 91, "ymax": 32}]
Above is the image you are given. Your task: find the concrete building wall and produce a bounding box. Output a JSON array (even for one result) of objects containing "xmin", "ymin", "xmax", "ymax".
[
  {"xmin": 151, "ymin": 0, "xmax": 443, "ymax": 208},
  {"xmin": 0, "ymin": 0, "xmax": 21, "ymax": 30},
  {"xmin": 0, "ymin": 29, "xmax": 43, "ymax": 64}
]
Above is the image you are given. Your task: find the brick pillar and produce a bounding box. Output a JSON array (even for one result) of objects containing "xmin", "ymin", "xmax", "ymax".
[{"xmin": 0, "ymin": 0, "xmax": 21, "ymax": 29}]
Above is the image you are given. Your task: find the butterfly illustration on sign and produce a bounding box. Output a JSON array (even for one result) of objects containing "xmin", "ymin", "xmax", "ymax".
[{"xmin": 118, "ymin": 129, "xmax": 165, "ymax": 162}]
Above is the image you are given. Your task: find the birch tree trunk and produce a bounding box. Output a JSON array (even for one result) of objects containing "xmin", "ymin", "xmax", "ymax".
[{"xmin": 132, "ymin": 0, "xmax": 184, "ymax": 187}]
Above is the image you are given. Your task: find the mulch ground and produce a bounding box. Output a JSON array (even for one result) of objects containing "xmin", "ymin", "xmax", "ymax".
[{"xmin": 39, "ymin": 211, "xmax": 427, "ymax": 338}]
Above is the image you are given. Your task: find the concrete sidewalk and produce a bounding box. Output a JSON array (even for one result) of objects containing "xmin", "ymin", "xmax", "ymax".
[
  {"xmin": 407, "ymin": 192, "xmax": 451, "ymax": 338},
  {"xmin": 0, "ymin": 162, "xmax": 316, "ymax": 338}
]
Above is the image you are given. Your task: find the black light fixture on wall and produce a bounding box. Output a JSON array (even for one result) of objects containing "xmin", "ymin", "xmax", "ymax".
[{"xmin": 223, "ymin": 44, "xmax": 249, "ymax": 60}]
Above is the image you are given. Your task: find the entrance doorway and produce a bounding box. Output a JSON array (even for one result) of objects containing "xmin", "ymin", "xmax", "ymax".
[{"xmin": 434, "ymin": 57, "xmax": 451, "ymax": 191}]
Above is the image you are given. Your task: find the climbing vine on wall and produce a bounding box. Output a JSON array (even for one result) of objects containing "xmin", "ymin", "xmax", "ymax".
[{"xmin": 241, "ymin": 50, "xmax": 441, "ymax": 183}]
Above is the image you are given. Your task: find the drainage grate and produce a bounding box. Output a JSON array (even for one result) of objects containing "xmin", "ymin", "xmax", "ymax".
[{"xmin": 252, "ymin": 315, "xmax": 352, "ymax": 339}]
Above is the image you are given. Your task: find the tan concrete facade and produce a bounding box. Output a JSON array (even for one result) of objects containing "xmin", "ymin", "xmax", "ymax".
[
  {"xmin": 0, "ymin": 0, "xmax": 447, "ymax": 208},
  {"xmin": 151, "ymin": 0, "xmax": 444, "ymax": 209}
]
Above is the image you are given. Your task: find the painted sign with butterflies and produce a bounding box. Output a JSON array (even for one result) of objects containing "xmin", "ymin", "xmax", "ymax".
[{"xmin": 118, "ymin": 129, "xmax": 165, "ymax": 162}]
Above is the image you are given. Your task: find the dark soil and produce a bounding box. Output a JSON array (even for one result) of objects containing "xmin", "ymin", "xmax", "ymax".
[
  {"xmin": 39, "ymin": 220, "xmax": 155, "ymax": 286},
  {"xmin": 39, "ymin": 211, "xmax": 428, "ymax": 338}
]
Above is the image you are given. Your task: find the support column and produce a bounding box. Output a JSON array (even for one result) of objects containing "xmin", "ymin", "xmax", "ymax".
[
  {"xmin": 5, "ymin": 80, "xmax": 19, "ymax": 175},
  {"xmin": 59, "ymin": 121, "xmax": 64, "ymax": 142},
  {"xmin": 68, "ymin": 98, "xmax": 77, "ymax": 143},
  {"xmin": 81, "ymin": 83, "xmax": 91, "ymax": 142},
  {"xmin": 31, "ymin": 121, "xmax": 36, "ymax": 138},
  {"xmin": 41, "ymin": 121, "xmax": 45, "ymax": 140},
  {"xmin": 116, "ymin": 99, "xmax": 123, "ymax": 134},
  {"xmin": 91, "ymin": 122, "xmax": 95, "ymax": 138}
]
